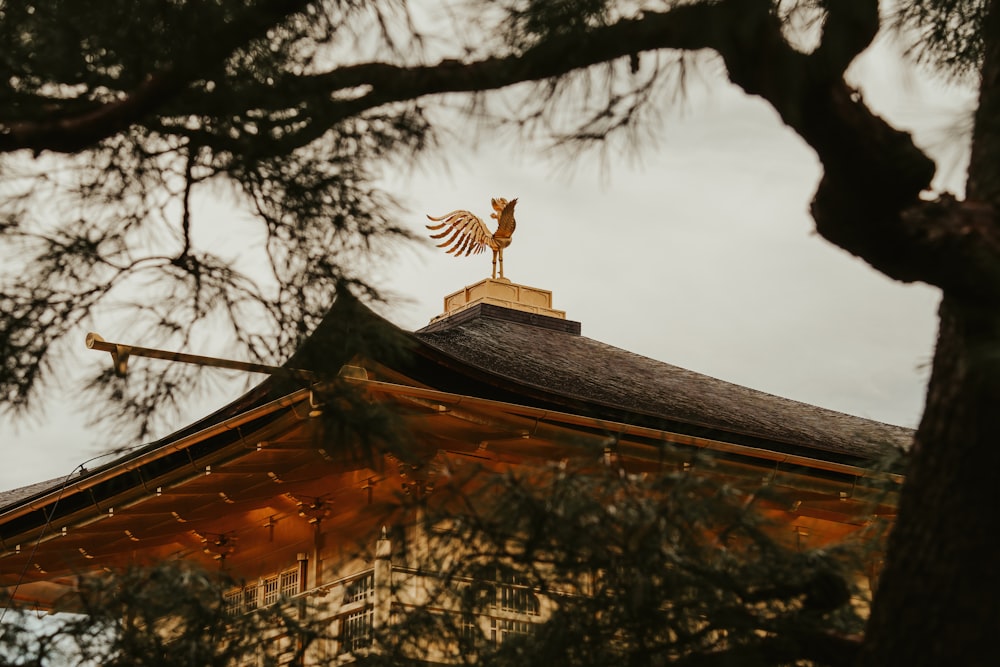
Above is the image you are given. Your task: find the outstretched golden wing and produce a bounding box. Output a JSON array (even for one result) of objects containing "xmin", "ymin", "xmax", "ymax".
[
  {"xmin": 426, "ymin": 210, "xmax": 495, "ymax": 256},
  {"xmin": 492, "ymin": 197, "xmax": 517, "ymax": 241}
]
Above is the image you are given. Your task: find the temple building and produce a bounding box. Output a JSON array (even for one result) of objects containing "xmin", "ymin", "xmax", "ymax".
[{"xmin": 0, "ymin": 277, "xmax": 906, "ymax": 661}]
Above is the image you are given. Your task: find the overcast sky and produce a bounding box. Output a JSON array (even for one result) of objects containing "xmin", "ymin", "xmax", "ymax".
[{"xmin": 0, "ymin": 31, "xmax": 972, "ymax": 493}]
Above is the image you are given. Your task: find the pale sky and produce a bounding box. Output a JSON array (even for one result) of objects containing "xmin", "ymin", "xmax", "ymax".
[{"xmin": 0, "ymin": 31, "xmax": 970, "ymax": 493}]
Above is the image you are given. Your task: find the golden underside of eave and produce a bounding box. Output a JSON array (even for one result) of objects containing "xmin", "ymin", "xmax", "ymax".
[{"xmin": 1, "ymin": 371, "xmax": 896, "ymax": 610}]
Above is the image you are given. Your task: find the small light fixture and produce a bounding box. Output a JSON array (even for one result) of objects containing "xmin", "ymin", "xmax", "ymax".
[
  {"xmin": 308, "ymin": 391, "xmax": 324, "ymax": 418},
  {"xmin": 201, "ymin": 533, "xmax": 236, "ymax": 560},
  {"xmin": 337, "ymin": 364, "xmax": 368, "ymax": 380}
]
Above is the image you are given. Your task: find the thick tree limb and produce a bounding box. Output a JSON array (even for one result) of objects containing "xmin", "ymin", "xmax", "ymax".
[
  {"xmin": 7, "ymin": 0, "xmax": 999, "ymax": 302},
  {"xmin": 0, "ymin": 0, "xmax": 312, "ymax": 154},
  {"xmin": 860, "ymin": 6, "xmax": 1000, "ymax": 661},
  {"xmin": 0, "ymin": 0, "xmax": 727, "ymax": 157},
  {"xmin": 297, "ymin": 0, "xmax": 996, "ymax": 301},
  {"xmin": 217, "ymin": 1, "xmax": 995, "ymax": 302},
  {"xmin": 706, "ymin": 2, "xmax": 1000, "ymax": 303}
]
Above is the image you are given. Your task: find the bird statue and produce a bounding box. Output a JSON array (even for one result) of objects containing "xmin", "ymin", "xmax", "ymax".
[{"xmin": 426, "ymin": 197, "xmax": 518, "ymax": 280}]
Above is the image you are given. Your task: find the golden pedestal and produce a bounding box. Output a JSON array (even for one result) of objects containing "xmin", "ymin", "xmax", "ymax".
[{"xmin": 430, "ymin": 278, "xmax": 566, "ymax": 324}]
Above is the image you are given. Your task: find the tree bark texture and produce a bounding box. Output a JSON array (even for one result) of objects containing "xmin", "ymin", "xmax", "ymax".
[
  {"xmin": 860, "ymin": 2, "xmax": 1000, "ymax": 663},
  {"xmin": 860, "ymin": 299, "xmax": 1000, "ymax": 665}
]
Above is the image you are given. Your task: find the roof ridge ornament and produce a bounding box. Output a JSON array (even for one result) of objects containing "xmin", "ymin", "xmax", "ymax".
[{"xmin": 426, "ymin": 197, "xmax": 518, "ymax": 279}]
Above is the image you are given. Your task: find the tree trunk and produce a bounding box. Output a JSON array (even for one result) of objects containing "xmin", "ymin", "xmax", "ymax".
[
  {"xmin": 861, "ymin": 298, "xmax": 1000, "ymax": 664},
  {"xmin": 860, "ymin": 4, "xmax": 1000, "ymax": 663}
]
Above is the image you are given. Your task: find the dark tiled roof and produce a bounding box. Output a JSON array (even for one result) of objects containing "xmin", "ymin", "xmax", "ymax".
[
  {"xmin": 0, "ymin": 477, "xmax": 68, "ymax": 509},
  {"xmin": 0, "ymin": 296, "xmax": 910, "ymax": 507},
  {"xmin": 415, "ymin": 305, "xmax": 912, "ymax": 461}
]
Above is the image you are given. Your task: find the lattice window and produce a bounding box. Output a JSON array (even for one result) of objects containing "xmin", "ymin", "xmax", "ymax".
[
  {"xmin": 279, "ymin": 567, "xmax": 299, "ymax": 598},
  {"xmin": 339, "ymin": 607, "xmax": 373, "ymax": 653},
  {"xmin": 493, "ymin": 573, "xmax": 539, "ymax": 616},
  {"xmin": 243, "ymin": 584, "xmax": 259, "ymax": 612},
  {"xmin": 460, "ymin": 614, "xmax": 481, "ymax": 643},
  {"xmin": 344, "ymin": 572, "xmax": 374, "ymax": 604},
  {"xmin": 262, "ymin": 574, "xmax": 280, "ymax": 606},
  {"xmin": 225, "ymin": 566, "xmax": 300, "ymax": 616},
  {"xmin": 490, "ymin": 618, "xmax": 533, "ymax": 644},
  {"xmin": 224, "ymin": 589, "xmax": 243, "ymax": 616}
]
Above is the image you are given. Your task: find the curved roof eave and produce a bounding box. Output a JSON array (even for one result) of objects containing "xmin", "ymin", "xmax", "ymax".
[
  {"xmin": 1, "ymin": 293, "xmax": 911, "ymax": 517},
  {"xmin": 403, "ymin": 304, "xmax": 912, "ymax": 466}
]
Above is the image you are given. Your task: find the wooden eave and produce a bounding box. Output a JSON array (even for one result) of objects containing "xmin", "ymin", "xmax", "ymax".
[
  {"xmin": 0, "ymin": 296, "xmax": 903, "ymax": 609},
  {"xmin": 407, "ymin": 303, "xmax": 912, "ymax": 464}
]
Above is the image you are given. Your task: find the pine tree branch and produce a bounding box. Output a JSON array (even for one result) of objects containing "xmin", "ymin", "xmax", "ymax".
[
  {"xmin": 703, "ymin": 0, "xmax": 1000, "ymax": 303},
  {"xmin": 202, "ymin": 0, "xmax": 982, "ymax": 301},
  {"xmin": 307, "ymin": 1, "xmax": 987, "ymax": 302},
  {"xmin": 0, "ymin": 0, "xmax": 312, "ymax": 154},
  {"xmin": 6, "ymin": 0, "xmax": 998, "ymax": 301}
]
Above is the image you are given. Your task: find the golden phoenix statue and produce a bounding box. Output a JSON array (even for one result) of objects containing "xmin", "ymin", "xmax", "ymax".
[{"xmin": 426, "ymin": 197, "xmax": 518, "ymax": 279}]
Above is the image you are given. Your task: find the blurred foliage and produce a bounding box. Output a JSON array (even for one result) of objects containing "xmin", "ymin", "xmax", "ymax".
[
  {"xmin": 370, "ymin": 458, "xmax": 877, "ymax": 667},
  {"xmin": 0, "ymin": 0, "xmax": 426, "ymax": 439},
  {"xmin": 0, "ymin": 456, "xmax": 886, "ymax": 666},
  {"xmin": 1, "ymin": 561, "xmax": 328, "ymax": 666}
]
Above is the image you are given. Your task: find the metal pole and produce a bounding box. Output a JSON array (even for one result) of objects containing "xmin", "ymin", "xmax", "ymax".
[{"xmin": 85, "ymin": 332, "xmax": 313, "ymax": 381}]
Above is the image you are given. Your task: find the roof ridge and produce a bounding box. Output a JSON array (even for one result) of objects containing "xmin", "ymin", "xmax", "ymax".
[{"xmin": 417, "ymin": 302, "xmax": 581, "ymax": 335}]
